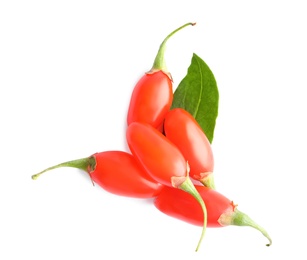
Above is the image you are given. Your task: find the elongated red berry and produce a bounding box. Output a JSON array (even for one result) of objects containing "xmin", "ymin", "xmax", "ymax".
[
  {"xmin": 127, "ymin": 23, "xmax": 195, "ymax": 131},
  {"xmin": 164, "ymin": 108, "xmax": 215, "ymax": 188},
  {"xmin": 154, "ymin": 185, "xmax": 272, "ymax": 246},
  {"xmin": 32, "ymin": 151, "xmax": 162, "ymax": 198}
]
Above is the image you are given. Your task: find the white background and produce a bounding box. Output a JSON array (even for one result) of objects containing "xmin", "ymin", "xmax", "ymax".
[{"xmin": 1, "ymin": 0, "xmax": 306, "ymax": 259}]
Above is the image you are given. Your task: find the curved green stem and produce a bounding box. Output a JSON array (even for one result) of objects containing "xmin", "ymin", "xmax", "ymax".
[
  {"xmin": 232, "ymin": 209, "xmax": 272, "ymax": 246},
  {"xmin": 219, "ymin": 208, "xmax": 272, "ymax": 246},
  {"xmin": 179, "ymin": 176, "xmax": 207, "ymax": 252},
  {"xmin": 31, "ymin": 157, "xmax": 96, "ymax": 180},
  {"xmin": 149, "ymin": 22, "xmax": 196, "ymax": 73}
]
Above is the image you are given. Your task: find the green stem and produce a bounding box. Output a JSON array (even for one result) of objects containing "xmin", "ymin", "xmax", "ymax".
[
  {"xmin": 150, "ymin": 22, "xmax": 196, "ymax": 73},
  {"xmin": 220, "ymin": 208, "xmax": 272, "ymax": 246},
  {"xmin": 31, "ymin": 157, "xmax": 96, "ymax": 180},
  {"xmin": 179, "ymin": 176, "xmax": 207, "ymax": 252}
]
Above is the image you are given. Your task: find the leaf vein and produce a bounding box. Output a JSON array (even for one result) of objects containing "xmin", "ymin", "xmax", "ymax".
[{"xmin": 193, "ymin": 56, "xmax": 203, "ymax": 119}]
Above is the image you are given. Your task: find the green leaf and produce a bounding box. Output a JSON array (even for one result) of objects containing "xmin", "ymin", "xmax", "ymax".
[{"xmin": 171, "ymin": 53, "xmax": 219, "ymax": 143}]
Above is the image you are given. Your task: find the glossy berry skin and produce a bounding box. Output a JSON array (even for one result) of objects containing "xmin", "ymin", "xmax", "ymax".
[
  {"xmin": 90, "ymin": 151, "xmax": 163, "ymax": 198},
  {"xmin": 164, "ymin": 108, "xmax": 214, "ymax": 185},
  {"xmin": 126, "ymin": 122, "xmax": 187, "ymax": 187},
  {"xmin": 127, "ymin": 71, "xmax": 173, "ymax": 130},
  {"xmin": 154, "ymin": 185, "xmax": 231, "ymax": 227}
]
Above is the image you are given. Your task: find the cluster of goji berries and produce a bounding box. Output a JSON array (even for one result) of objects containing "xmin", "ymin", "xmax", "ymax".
[{"xmin": 32, "ymin": 23, "xmax": 271, "ymax": 251}]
